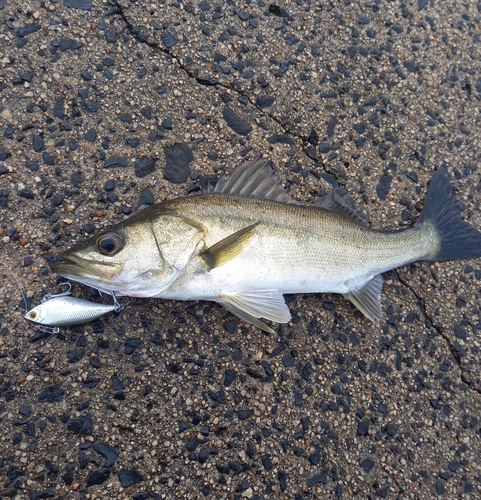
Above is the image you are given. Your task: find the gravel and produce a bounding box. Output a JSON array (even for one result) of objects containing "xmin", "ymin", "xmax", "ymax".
[{"xmin": 1, "ymin": 0, "xmax": 481, "ymax": 498}]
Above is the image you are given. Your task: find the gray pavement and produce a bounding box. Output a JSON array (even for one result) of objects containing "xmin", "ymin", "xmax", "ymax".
[{"xmin": 1, "ymin": 0, "xmax": 481, "ymax": 498}]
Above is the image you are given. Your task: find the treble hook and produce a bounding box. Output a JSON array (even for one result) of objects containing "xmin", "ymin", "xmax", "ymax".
[
  {"xmin": 37, "ymin": 325, "xmax": 60, "ymax": 335},
  {"xmin": 112, "ymin": 291, "xmax": 124, "ymax": 313},
  {"xmin": 42, "ymin": 282, "xmax": 72, "ymax": 302}
]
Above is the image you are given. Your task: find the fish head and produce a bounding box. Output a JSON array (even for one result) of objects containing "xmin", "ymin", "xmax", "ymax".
[{"xmin": 50, "ymin": 207, "xmax": 205, "ymax": 297}]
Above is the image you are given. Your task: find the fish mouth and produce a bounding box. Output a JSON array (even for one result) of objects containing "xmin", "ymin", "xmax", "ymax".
[{"xmin": 51, "ymin": 253, "xmax": 121, "ymax": 283}]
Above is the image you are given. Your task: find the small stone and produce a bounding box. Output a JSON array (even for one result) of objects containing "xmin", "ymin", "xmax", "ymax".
[
  {"xmin": 376, "ymin": 174, "xmax": 392, "ymax": 201},
  {"xmin": 241, "ymin": 488, "xmax": 253, "ymax": 498},
  {"xmin": 104, "ymin": 179, "xmax": 115, "ymax": 191},
  {"xmin": 117, "ymin": 469, "xmax": 143, "ymax": 488},
  {"xmin": 93, "ymin": 443, "xmax": 119, "ymax": 467},
  {"xmin": 126, "ymin": 137, "xmax": 140, "ymax": 148},
  {"xmin": 18, "ymin": 189, "xmax": 35, "ymax": 200},
  {"xmin": 357, "ymin": 421, "xmax": 369, "ymax": 436},
  {"xmin": 136, "ymin": 188, "xmax": 154, "ymax": 209},
  {"xmin": 360, "ymin": 458, "xmax": 375, "ymax": 473},
  {"xmin": 67, "ymin": 349, "xmax": 84, "ymax": 363},
  {"xmin": 105, "ymin": 30, "xmax": 117, "ymax": 43},
  {"xmin": 59, "ymin": 38, "xmax": 84, "ymax": 52},
  {"xmin": 418, "ymin": 0, "xmax": 427, "ymax": 10},
  {"xmin": 66, "ymin": 415, "xmax": 93, "ymax": 435},
  {"xmin": 84, "ymin": 129, "xmax": 97, "ymax": 142},
  {"xmin": 224, "ymin": 369, "xmax": 237, "ymax": 387},
  {"xmin": 38, "ymin": 385, "xmax": 64, "ymax": 403},
  {"xmin": 306, "ymin": 472, "xmax": 327, "ymax": 487},
  {"xmin": 111, "ymin": 376, "xmax": 125, "ymax": 391},
  {"xmin": 17, "ymin": 23, "xmax": 41, "ymax": 37},
  {"xmin": 71, "ymin": 172, "xmax": 83, "ymax": 187},
  {"xmin": 238, "ymin": 409, "xmax": 253, "ymax": 420},
  {"xmin": 134, "ymin": 158, "xmax": 156, "ymax": 178},
  {"xmin": 1, "ymin": 109, "xmax": 12, "ymax": 121},
  {"xmin": 86, "ymin": 469, "xmax": 110, "ymax": 488},
  {"xmin": 64, "ymin": 0, "xmax": 92, "ymax": 10},
  {"xmin": 161, "ymin": 33, "xmax": 178, "ymax": 48},
  {"xmin": 42, "ymin": 152, "xmax": 55, "ymax": 165},
  {"xmin": 222, "ymin": 106, "xmax": 252, "ymax": 136},
  {"xmin": 26, "ymin": 160, "xmax": 39, "ymax": 171},
  {"xmin": 196, "ymin": 77, "xmax": 218, "ymax": 86},
  {"xmin": 256, "ymin": 96, "xmax": 275, "ymax": 109},
  {"xmin": 33, "ymin": 135, "xmax": 45, "ymax": 152},
  {"xmin": 403, "ymin": 61, "xmax": 417, "ymax": 73},
  {"xmin": 51, "ymin": 194, "xmax": 64, "ymax": 206},
  {"xmin": 163, "ymin": 145, "xmax": 193, "ymax": 184},
  {"xmin": 104, "ymin": 157, "xmax": 128, "ymax": 169}
]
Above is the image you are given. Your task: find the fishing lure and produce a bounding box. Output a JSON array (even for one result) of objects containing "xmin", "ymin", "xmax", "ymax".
[{"xmin": 25, "ymin": 283, "xmax": 123, "ymax": 334}]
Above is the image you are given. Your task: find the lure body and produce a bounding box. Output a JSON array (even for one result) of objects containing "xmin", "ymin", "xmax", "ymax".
[{"xmin": 25, "ymin": 282, "xmax": 123, "ymax": 334}]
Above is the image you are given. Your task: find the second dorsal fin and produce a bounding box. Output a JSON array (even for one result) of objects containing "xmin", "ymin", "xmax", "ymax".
[
  {"xmin": 212, "ymin": 155, "xmax": 299, "ymax": 204},
  {"xmin": 315, "ymin": 187, "xmax": 370, "ymax": 227}
]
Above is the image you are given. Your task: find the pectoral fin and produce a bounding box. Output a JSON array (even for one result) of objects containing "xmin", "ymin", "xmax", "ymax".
[
  {"xmin": 218, "ymin": 290, "xmax": 291, "ymax": 333},
  {"xmin": 201, "ymin": 222, "xmax": 260, "ymax": 271},
  {"xmin": 345, "ymin": 274, "xmax": 384, "ymax": 322}
]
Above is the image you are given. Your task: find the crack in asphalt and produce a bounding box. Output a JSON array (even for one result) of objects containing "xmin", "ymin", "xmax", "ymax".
[
  {"xmin": 394, "ymin": 270, "xmax": 480, "ymax": 395},
  {"xmin": 110, "ymin": 2, "xmax": 341, "ymax": 183}
]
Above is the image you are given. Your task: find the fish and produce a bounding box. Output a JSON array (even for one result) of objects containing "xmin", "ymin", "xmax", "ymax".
[
  {"xmin": 25, "ymin": 292, "xmax": 122, "ymax": 333},
  {"xmin": 50, "ymin": 155, "xmax": 481, "ymax": 333}
]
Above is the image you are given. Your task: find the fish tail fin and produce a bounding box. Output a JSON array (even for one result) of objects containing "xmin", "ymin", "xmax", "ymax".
[{"xmin": 418, "ymin": 167, "xmax": 481, "ymax": 261}]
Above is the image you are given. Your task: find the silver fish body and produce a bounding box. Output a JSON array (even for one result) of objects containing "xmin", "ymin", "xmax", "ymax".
[
  {"xmin": 50, "ymin": 156, "xmax": 481, "ymax": 332},
  {"xmin": 25, "ymin": 296, "xmax": 117, "ymax": 327}
]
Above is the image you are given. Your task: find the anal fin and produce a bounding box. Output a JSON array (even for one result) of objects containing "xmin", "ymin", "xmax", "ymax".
[
  {"xmin": 218, "ymin": 290, "xmax": 291, "ymax": 333},
  {"xmin": 200, "ymin": 222, "xmax": 260, "ymax": 271},
  {"xmin": 345, "ymin": 274, "xmax": 384, "ymax": 322}
]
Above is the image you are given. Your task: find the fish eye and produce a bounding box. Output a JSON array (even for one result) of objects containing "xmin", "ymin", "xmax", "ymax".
[
  {"xmin": 95, "ymin": 232, "xmax": 124, "ymax": 255},
  {"xmin": 28, "ymin": 311, "xmax": 37, "ymax": 320}
]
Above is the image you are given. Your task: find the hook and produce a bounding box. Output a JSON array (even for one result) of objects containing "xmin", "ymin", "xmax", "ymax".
[{"xmin": 42, "ymin": 282, "xmax": 72, "ymax": 302}]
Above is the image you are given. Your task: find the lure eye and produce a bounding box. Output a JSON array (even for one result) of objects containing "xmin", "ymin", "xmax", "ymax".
[
  {"xmin": 95, "ymin": 232, "xmax": 124, "ymax": 255},
  {"xmin": 28, "ymin": 311, "xmax": 38, "ymax": 320}
]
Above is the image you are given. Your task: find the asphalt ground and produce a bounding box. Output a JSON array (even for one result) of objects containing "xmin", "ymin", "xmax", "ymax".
[{"xmin": 1, "ymin": 0, "xmax": 481, "ymax": 498}]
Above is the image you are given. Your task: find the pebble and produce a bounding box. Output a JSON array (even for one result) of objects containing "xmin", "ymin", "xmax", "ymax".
[
  {"xmin": 163, "ymin": 144, "xmax": 193, "ymax": 184},
  {"xmin": 222, "ymin": 106, "xmax": 253, "ymax": 136},
  {"xmin": 85, "ymin": 469, "xmax": 110, "ymax": 488},
  {"xmin": 118, "ymin": 469, "xmax": 143, "ymax": 488},
  {"xmin": 38, "ymin": 385, "xmax": 64, "ymax": 403},
  {"xmin": 64, "ymin": 0, "xmax": 92, "ymax": 10},
  {"xmin": 104, "ymin": 157, "xmax": 128, "ymax": 169},
  {"xmin": 134, "ymin": 157, "xmax": 156, "ymax": 178},
  {"xmin": 66, "ymin": 415, "xmax": 93, "ymax": 435}
]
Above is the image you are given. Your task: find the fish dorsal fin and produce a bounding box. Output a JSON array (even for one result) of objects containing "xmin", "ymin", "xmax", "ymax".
[
  {"xmin": 345, "ymin": 274, "xmax": 384, "ymax": 322},
  {"xmin": 213, "ymin": 155, "xmax": 299, "ymax": 204},
  {"xmin": 200, "ymin": 222, "xmax": 260, "ymax": 271},
  {"xmin": 315, "ymin": 188, "xmax": 370, "ymax": 227},
  {"xmin": 218, "ymin": 290, "xmax": 291, "ymax": 333}
]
